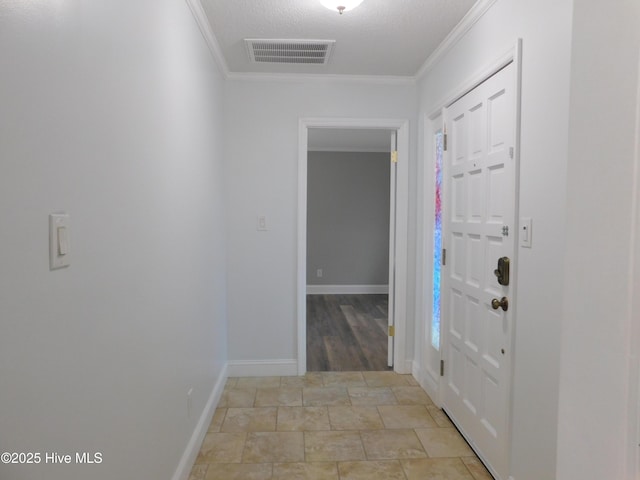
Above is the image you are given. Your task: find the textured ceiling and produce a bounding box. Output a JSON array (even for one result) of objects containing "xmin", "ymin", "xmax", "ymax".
[{"xmin": 200, "ymin": 0, "xmax": 477, "ymax": 77}]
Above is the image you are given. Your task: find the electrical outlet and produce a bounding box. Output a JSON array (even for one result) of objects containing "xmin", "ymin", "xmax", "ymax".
[
  {"xmin": 316, "ymin": 269, "xmax": 323, "ymax": 278},
  {"xmin": 187, "ymin": 388, "xmax": 193, "ymax": 419}
]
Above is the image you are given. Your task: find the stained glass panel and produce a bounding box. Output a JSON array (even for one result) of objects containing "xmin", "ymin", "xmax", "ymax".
[{"xmin": 432, "ymin": 131, "xmax": 443, "ymax": 350}]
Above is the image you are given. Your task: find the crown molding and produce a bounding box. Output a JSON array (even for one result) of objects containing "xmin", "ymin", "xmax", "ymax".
[
  {"xmin": 185, "ymin": 0, "xmax": 230, "ymax": 78},
  {"xmin": 415, "ymin": 0, "xmax": 499, "ymax": 79},
  {"xmin": 226, "ymin": 71, "xmax": 416, "ymax": 85}
]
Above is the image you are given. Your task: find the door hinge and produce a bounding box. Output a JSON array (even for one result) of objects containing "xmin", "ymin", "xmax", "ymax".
[
  {"xmin": 509, "ymin": 146, "xmax": 514, "ymax": 159},
  {"xmin": 440, "ymin": 360, "xmax": 445, "ymax": 377},
  {"xmin": 390, "ymin": 150, "xmax": 398, "ymax": 164},
  {"xmin": 442, "ymin": 248, "xmax": 447, "ymax": 266},
  {"xmin": 388, "ymin": 325, "xmax": 395, "ymax": 337},
  {"xmin": 443, "ymin": 134, "xmax": 448, "ymax": 151}
]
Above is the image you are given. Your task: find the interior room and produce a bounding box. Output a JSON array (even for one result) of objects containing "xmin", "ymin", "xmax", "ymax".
[
  {"xmin": 1, "ymin": 1, "xmax": 638, "ymax": 479},
  {"xmin": 306, "ymin": 128, "xmax": 392, "ymax": 372}
]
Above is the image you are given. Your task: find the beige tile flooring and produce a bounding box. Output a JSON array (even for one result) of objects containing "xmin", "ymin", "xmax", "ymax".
[{"xmin": 189, "ymin": 371, "xmax": 494, "ymax": 480}]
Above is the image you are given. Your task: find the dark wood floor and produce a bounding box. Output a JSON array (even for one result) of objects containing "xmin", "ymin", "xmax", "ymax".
[{"xmin": 306, "ymin": 294, "xmax": 390, "ymax": 372}]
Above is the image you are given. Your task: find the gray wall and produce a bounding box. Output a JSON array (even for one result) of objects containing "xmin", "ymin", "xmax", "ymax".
[{"xmin": 307, "ymin": 151, "xmax": 390, "ymax": 286}]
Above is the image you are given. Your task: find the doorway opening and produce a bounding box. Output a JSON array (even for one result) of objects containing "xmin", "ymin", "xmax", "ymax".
[
  {"xmin": 306, "ymin": 129, "xmax": 393, "ymax": 371},
  {"xmin": 297, "ymin": 118, "xmax": 410, "ymax": 376}
]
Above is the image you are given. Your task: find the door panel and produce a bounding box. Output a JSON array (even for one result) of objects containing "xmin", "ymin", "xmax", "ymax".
[{"xmin": 441, "ymin": 62, "xmax": 516, "ymax": 480}]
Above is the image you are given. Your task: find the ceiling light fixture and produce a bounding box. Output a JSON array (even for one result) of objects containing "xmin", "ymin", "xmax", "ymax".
[{"xmin": 319, "ymin": 0, "xmax": 364, "ymax": 15}]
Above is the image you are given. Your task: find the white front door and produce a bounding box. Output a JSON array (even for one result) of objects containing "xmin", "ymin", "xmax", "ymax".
[{"xmin": 441, "ymin": 62, "xmax": 517, "ymax": 480}]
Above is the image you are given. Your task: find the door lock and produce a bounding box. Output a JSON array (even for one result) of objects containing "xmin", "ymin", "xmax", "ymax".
[
  {"xmin": 494, "ymin": 257, "xmax": 510, "ymax": 286},
  {"xmin": 491, "ymin": 297, "xmax": 509, "ymax": 312}
]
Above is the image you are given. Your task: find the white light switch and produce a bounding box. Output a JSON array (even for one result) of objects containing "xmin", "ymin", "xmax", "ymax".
[
  {"xmin": 257, "ymin": 215, "xmax": 268, "ymax": 231},
  {"xmin": 57, "ymin": 227, "xmax": 69, "ymax": 255},
  {"xmin": 520, "ymin": 217, "xmax": 532, "ymax": 248},
  {"xmin": 50, "ymin": 213, "xmax": 71, "ymax": 269}
]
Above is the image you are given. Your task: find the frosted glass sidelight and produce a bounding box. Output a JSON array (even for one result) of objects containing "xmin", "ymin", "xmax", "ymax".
[{"xmin": 432, "ymin": 131, "xmax": 443, "ymax": 350}]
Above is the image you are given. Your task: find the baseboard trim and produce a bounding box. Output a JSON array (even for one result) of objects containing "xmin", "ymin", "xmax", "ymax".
[
  {"xmin": 412, "ymin": 360, "xmax": 440, "ymax": 406},
  {"xmin": 397, "ymin": 359, "xmax": 413, "ymax": 375},
  {"xmin": 228, "ymin": 359, "xmax": 298, "ymax": 377},
  {"xmin": 411, "ymin": 360, "xmax": 422, "ymax": 383},
  {"xmin": 306, "ymin": 284, "xmax": 389, "ymax": 295},
  {"xmin": 171, "ymin": 363, "xmax": 228, "ymax": 480}
]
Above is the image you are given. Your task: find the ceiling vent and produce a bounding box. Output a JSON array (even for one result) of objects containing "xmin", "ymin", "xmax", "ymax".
[{"xmin": 245, "ymin": 39, "xmax": 336, "ymax": 65}]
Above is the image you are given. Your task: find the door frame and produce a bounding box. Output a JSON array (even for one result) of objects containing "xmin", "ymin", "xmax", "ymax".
[
  {"xmin": 420, "ymin": 40, "xmax": 522, "ymax": 479},
  {"xmin": 425, "ymin": 39, "xmax": 522, "ymax": 397},
  {"xmin": 297, "ymin": 117, "xmax": 410, "ymax": 375}
]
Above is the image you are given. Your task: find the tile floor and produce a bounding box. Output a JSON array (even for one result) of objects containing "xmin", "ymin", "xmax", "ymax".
[{"xmin": 189, "ymin": 371, "xmax": 494, "ymax": 480}]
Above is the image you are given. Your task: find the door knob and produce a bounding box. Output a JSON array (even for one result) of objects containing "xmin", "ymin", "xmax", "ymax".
[{"xmin": 491, "ymin": 297, "xmax": 509, "ymax": 312}]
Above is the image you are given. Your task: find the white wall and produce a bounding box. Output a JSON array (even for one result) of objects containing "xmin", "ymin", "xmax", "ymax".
[
  {"xmin": 224, "ymin": 78, "xmax": 417, "ymax": 372},
  {"xmin": 557, "ymin": 1, "xmax": 640, "ymax": 479},
  {"xmin": 415, "ymin": 1, "xmax": 574, "ymax": 479},
  {"xmin": 633, "ymin": 85, "xmax": 640, "ymax": 476},
  {"xmin": 0, "ymin": 2, "xmax": 227, "ymax": 479}
]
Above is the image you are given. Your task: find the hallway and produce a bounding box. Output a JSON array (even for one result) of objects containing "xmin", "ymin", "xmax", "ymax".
[
  {"xmin": 2, "ymin": 2, "xmax": 638, "ymax": 480},
  {"xmin": 189, "ymin": 371, "xmax": 492, "ymax": 480}
]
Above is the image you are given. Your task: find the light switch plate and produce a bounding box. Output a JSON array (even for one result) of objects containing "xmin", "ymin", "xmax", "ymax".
[
  {"xmin": 49, "ymin": 213, "xmax": 71, "ymax": 270},
  {"xmin": 520, "ymin": 217, "xmax": 532, "ymax": 248}
]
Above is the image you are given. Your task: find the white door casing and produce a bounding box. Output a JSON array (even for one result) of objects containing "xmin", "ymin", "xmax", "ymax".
[
  {"xmin": 388, "ymin": 130, "xmax": 398, "ymax": 367},
  {"xmin": 441, "ymin": 62, "xmax": 517, "ymax": 480},
  {"xmin": 297, "ymin": 118, "xmax": 410, "ymax": 375}
]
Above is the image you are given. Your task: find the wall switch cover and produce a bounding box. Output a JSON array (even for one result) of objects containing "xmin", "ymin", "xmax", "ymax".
[
  {"xmin": 257, "ymin": 215, "xmax": 268, "ymax": 231},
  {"xmin": 50, "ymin": 213, "xmax": 71, "ymax": 269},
  {"xmin": 520, "ymin": 217, "xmax": 532, "ymax": 248}
]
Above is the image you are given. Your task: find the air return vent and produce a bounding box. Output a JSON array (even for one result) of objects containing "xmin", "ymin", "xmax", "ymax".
[{"xmin": 245, "ymin": 39, "xmax": 335, "ymax": 65}]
